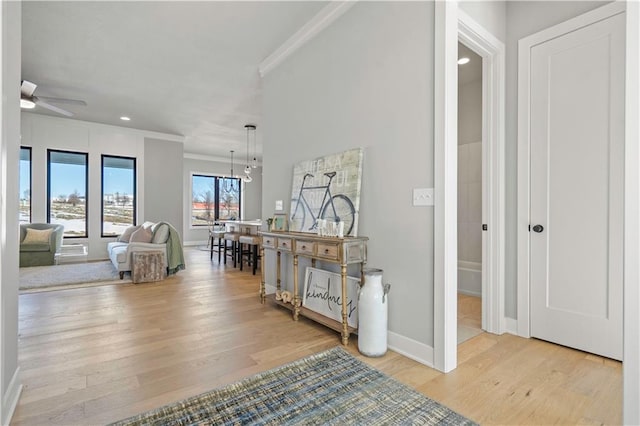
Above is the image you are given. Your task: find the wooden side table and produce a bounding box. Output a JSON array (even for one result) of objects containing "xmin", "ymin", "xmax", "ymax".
[
  {"xmin": 260, "ymin": 231, "xmax": 368, "ymax": 345},
  {"xmin": 132, "ymin": 251, "xmax": 166, "ymax": 283}
]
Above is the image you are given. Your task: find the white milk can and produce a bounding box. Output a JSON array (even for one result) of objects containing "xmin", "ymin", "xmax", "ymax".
[{"xmin": 357, "ymin": 268, "xmax": 390, "ymax": 357}]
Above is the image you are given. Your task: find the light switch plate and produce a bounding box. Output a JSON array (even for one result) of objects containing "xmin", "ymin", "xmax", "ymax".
[
  {"xmin": 413, "ymin": 188, "xmax": 434, "ymax": 206},
  {"xmin": 275, "ymin": 200, "xmax": 284, "ymax": 211}
]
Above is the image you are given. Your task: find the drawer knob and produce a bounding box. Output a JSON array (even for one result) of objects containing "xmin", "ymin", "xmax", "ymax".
[
  {"xmin": 324, "ymin": 249, "xmax": 329, "ymax": 254},
  {"xmin": 282, "ymin": 242, "xmax": 287, "ymax": 247},
  {"xmin": 301, "ymin": 245, "xmax": 306, "ymax": 250}
]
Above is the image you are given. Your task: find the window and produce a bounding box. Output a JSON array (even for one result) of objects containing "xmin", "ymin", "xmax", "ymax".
[
  {"xmin": 218, "ymin": 177, "xmax": 241, "ymax": 220},
  {"xmin": 102, "ymin": 155, "xmax": 136, "ymax": 237},
  {"xmin": 47, "ymin": 150, "xmax": 88, "ymax": 238},
  {"xmin": 19, "ymin": 147, "xmax": 32, "ymax": 223},
  {"xmin": 191, "ymin": 174, "xmax": 241, "ymax": 226}
]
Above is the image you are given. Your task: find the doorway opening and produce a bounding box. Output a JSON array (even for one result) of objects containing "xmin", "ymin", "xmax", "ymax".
[
  {"xmin": 434, "ymin": 4, "xmax": 506, "ymax": 372},
  {"xmin": 457, "ymin": 41, "xmax": 484, "ymax": 344}
]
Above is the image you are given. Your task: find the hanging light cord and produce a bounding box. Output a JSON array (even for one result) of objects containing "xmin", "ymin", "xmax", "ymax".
[
  {"xmin": 252, "ymin": 125, "xmax": 258, "ymax": 168},
  {"xmin": 243, "ymin": 125, "xmax": 255, "ymax": 183},
  {"xmin": 225, "ymin": 150, "xmax": 239, "ymax": 192}
]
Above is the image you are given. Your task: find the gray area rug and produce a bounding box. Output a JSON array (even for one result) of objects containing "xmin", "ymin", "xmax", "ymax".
[
  {"xmin": 20, "ymin": 261, "xmax": 130, "ymax": 292},
  {"xmin": 111, "ymin": 347, "xmax": 477, "ymax": 425}
]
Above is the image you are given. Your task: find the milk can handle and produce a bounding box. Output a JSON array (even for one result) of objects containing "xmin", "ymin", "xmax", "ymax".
[{"xmin": 383, "ymin": 283, "xmax": 391, "ymax": 303}]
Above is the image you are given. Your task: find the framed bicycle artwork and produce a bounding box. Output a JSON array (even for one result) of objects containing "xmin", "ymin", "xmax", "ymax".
[{"xmin": 289, "ymin": 148, "xmax": 363, "ymax": 237}]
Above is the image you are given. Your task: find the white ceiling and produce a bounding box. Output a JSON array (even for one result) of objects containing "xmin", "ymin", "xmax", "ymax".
[
  {"xmin": 21, "ymin": 1, "xmax": 327, "ymax": 158},
  {"xmin": 458, "ymin": 42, "xmax": 482, "ymax": 85}
]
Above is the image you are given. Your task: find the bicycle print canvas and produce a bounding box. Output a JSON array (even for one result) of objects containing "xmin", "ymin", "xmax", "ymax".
[{"xmin": 289, "ymin": 148, "xmax": 363, "ymax": 237}]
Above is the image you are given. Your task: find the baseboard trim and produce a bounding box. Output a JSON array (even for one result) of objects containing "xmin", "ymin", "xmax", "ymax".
[
  {"xmin": 2, "ymin": 367, "xmax": 22, "ymax": 426},
  {"xmin": 457, "ymin": 289, "xmax": 481, "ymax": 297},
  {"xmin": 505, "ymin": 317, "xmax": 518, "ymax": 335},
  {"xmin": 387, "ymin": 332, "xmax": 434, "ymax": 368},
  {"xmin": 183, "ymin": 240, "xmax": 208, "ymax": 247}
]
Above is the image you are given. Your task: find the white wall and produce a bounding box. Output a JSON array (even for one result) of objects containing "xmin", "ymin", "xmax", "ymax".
[
  {"xmin": 459, "ymin": 1, "xmax": 506, "ymax": 43},
  {"xmin": 182, "ymin": 155, "xmax": 263, "ymax": 245},
  {"xmin": 20, "ymin": 113, "xmax": 183, "ymax": 260},
  {"xmin": 144, "ymin": 138, "xmax": 183, "ymax": 239},
  {"xmin": 458, "ymin": 79, "xmax": 482, "ymax": 146},
  {"xmin": 1, "ymin": 0, "xmax": 22, "ymax": 422},
  {"xmin": 263, "ymin": 2, "xmax": 435, "ymax": 346}
]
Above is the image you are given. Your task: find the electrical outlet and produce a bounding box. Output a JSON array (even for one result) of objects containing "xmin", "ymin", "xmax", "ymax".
[{"xmin": 413, "ymin": 188, "xmax": 434, "ymax": 206}]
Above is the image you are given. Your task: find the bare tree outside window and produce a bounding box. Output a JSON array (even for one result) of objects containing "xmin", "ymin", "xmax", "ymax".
[{"xmin": 68, "ymin": 190, "xmax": 81, "ymax": 207}]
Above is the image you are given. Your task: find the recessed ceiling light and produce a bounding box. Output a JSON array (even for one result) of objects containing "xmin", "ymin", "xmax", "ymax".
[
  {"xmin": 458, "ymin": 57, "xmax": 470, "ymax": 65},
  {"xmin": 20, "ymin": 99, "xmax": 36, "ymax": 109},
  {"xmin": 120, "ymin": 116, "xmax": 131, "ymax": 121}
]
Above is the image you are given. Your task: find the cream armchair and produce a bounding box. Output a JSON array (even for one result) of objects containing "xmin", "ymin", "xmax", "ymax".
[{"xmin": 19, "ymin": 223, "xmax": 64, "ymax": 267}]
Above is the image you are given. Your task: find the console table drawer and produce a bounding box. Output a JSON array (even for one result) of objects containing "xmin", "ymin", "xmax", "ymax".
[
  {"xmin": 317, "ymin": 243, "xmax": 339, "ymax": 260},
  {"xmin": 345, "ymin": 242, "xmax": 366, "ymax": 263},
  {"xmin": 278, "ymin": 238, "xmax": 293, "ymax": 251},
  {"xmin": 296, "ymin": 241, "xmax": 315, "ymax": 255},
  {"xmin": 262, "ymin": 236, "xmax": 276, "ymax": 248}
]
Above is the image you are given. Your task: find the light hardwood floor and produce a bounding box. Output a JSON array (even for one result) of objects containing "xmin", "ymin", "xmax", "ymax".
[
  {"xmin": 458, "ymin": 293, "xmax": 482, "ymax": 344},
  {"xmin": 13, "ymin": 248, "xmax": 622, "ymax": 425}
]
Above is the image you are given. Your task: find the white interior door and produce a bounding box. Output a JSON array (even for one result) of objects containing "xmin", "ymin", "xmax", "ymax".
[{"xmin": 529, "ymin": 12, "xmax": 625, "ymax": 360}]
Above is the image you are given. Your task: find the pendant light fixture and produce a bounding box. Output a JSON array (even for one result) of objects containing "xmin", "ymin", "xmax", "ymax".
[
  {"xmin": 243, "ymin": 124, "xmax": 255, "ymax": 183},
  {"xmin": 244, "ymin": 124, "xmax": 253, "ymax": 176},
  {"xmin": 249, "ymin": 124, "xmax": 258, "ymax": 169},
  {"xmin": 224, "ymin": 150, "xmax": 240, "ymax": 192}
]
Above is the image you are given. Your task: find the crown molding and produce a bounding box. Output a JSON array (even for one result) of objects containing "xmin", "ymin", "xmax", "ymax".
[{"xmin": 259, "ymin": 1, "xmax": 357, "ymax": 77}]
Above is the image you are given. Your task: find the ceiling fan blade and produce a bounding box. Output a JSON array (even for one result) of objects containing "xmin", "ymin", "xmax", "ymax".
[
  {"xmin": 37, "ymin": 96, "xmax": 87, "ymax": 106},
  {"xmin": 21, "ymin": 80, "xmax": 37, "ymax": 97},
  {"xmin": 35, "ymin": 99, "xmax": 73, "ymax": 117}
]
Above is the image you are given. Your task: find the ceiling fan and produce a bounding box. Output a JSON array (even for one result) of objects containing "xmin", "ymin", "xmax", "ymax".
[{"xmin": 20, "ymin": 80, "xmax": 86, "ymax": 117}]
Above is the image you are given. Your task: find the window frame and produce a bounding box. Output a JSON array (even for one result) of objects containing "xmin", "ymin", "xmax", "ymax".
[
  {"xmin": 47, "ymin": 149, "xmax": 89, "ymax": 238},
  {"xmin": 190, "ymin": 173, "xmax": 242, "ymax": 227},
  {"xmin": 101, "ymin": 154, "xmax": 137, "ymax": 238},
  {"xmin": 19, "ymin": 146, "xmax": 32, "ymax": 223}
]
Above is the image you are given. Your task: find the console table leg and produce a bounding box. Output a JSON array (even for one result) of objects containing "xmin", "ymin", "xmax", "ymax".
[
  {"xmin": 276, "ymin": 251, "xmax": 282, "ymax": 293},
  {"xmin": 341, "ymin": 264, "xmax": 349, "ymax": 345},
  {"xmin": 293, "ymin": 255, "xmax": 300, "ymax": 321},
  {"xmin": 260, "ymin": 245, "xmax": 266, "ymax": 304}
]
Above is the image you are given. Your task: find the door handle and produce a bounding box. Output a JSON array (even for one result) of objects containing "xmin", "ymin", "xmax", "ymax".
[{"xmin": 532, "ymin": 224, "xmax": 544, "ymax": 233}]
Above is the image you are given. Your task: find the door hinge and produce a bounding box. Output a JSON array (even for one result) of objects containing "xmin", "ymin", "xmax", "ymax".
[{"xmin": 482, "ymin": 224, "xmax": 488, "ymax": 231}]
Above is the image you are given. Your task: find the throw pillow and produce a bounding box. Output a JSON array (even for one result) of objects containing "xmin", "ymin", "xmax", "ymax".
[
  {"xmin": 129, "ymin": 227, "xmax": 153, "ymax": 243},
  {"xmin": 151, "ymin": 224, "xmax": 170, "ymax": 244},
  {"xmin": 22, "ymin": 228, "xmax": 53, "ymax": 245},
  {"xmin": 117, "ymin": 225, "xmax": 140, "ymax": 243},
  {"xmin": 141, "ymin": 221, "xmax": 155, "ymax": 230}
]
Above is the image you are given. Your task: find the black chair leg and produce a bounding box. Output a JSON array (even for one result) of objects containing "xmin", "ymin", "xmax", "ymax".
[
  {"xmin": 218, "ymin": 238, "xmax": 223, "ymax": 263},
  {"xmin": 224, "ymin": 240, "xmax": 228, "ymax": 265},
  {"xmin": 210, "ymin": 235, "xmax": 214, "ymax": 260},
  {"xmin": 239, "ymin": 242, "xmax": 244, "ymax": 271},
  {"xmin": 233, "ymin": 241, "xmax": 237, "ymax": 268},
  {"xmin": 252, "ymin": 245, "xmax": 258, "ymax": 275}
]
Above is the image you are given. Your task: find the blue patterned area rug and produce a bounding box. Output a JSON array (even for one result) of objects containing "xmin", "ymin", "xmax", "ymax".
[{"xmin": 111, "ymin": 347, "xmax": 476, "ymax": 426}]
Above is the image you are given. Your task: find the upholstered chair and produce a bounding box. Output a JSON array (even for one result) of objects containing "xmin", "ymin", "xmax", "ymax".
[{"xmin": 19, "ymin": 223, "xmax": 64, "ymax": 267}]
